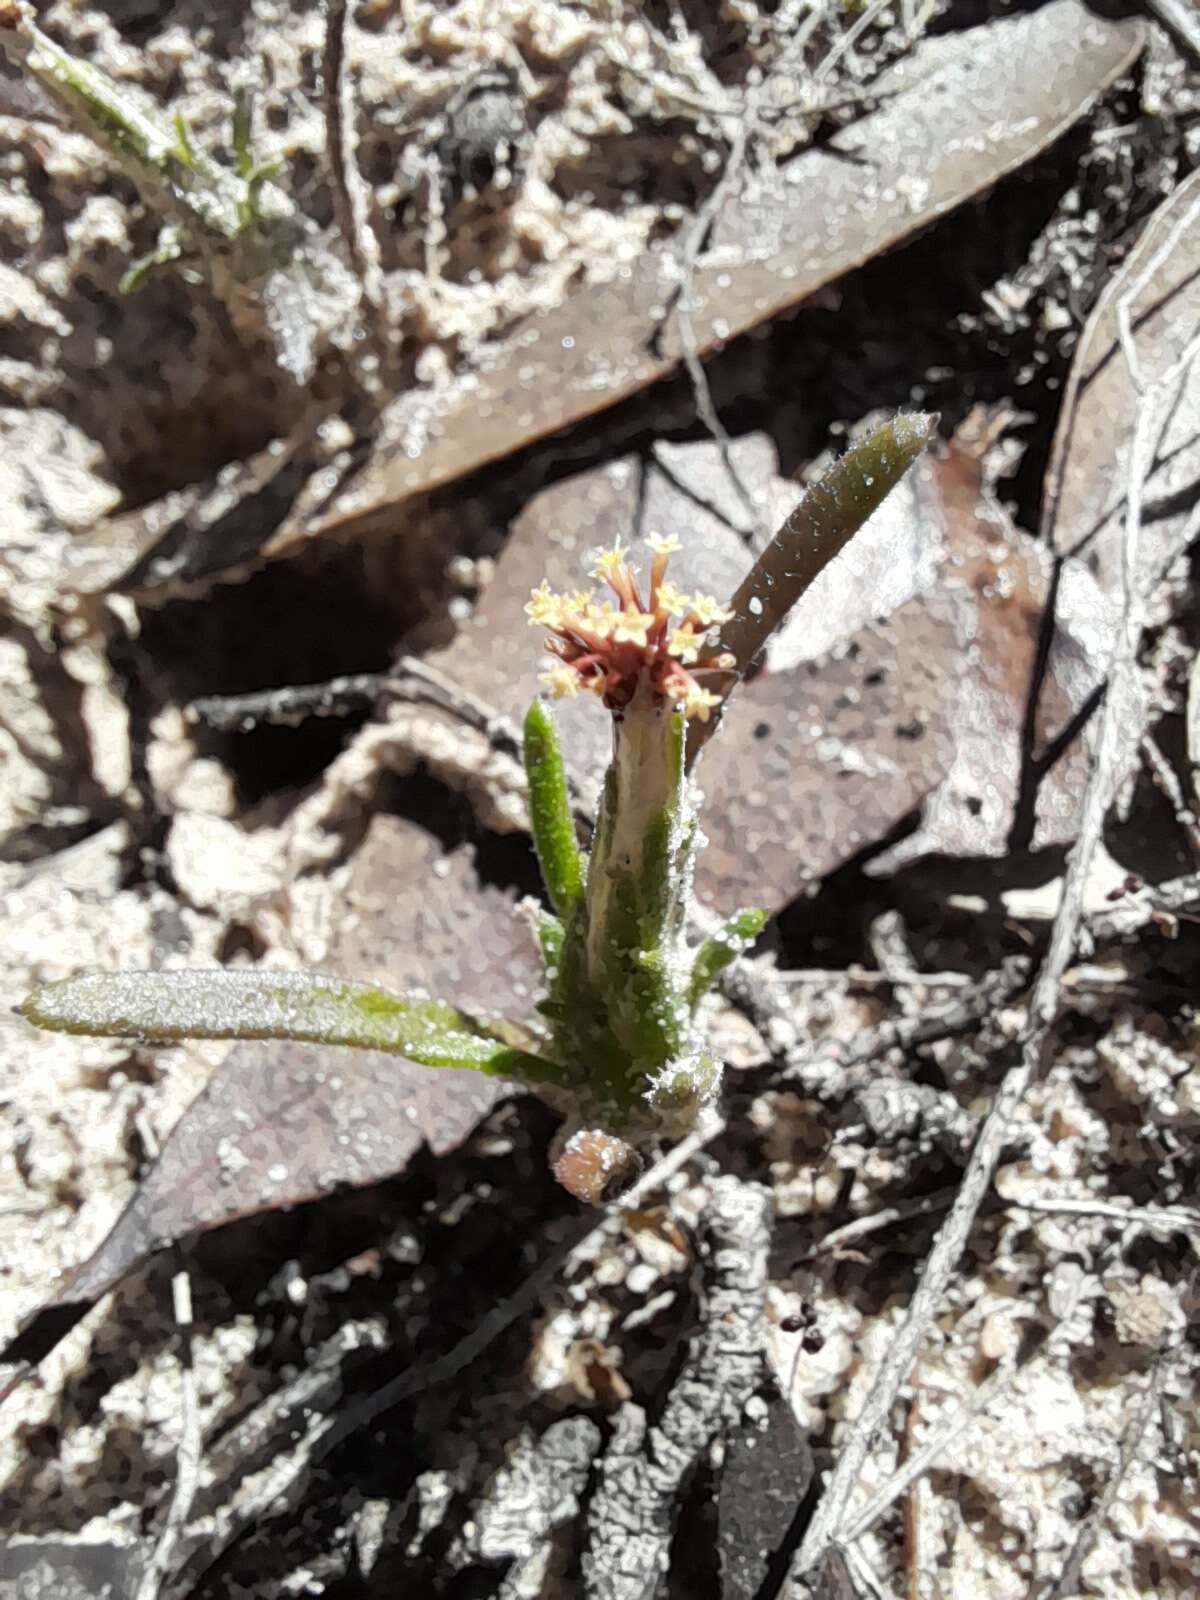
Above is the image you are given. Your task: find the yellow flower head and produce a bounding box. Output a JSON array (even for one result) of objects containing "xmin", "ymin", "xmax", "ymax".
[{"xmin": 528, "ymin": 538, "xmax": 734, "ymax": 717}]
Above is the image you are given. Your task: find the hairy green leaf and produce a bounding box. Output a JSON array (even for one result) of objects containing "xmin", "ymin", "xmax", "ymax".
[
  {"xmin": 524, "ymin": 699, "xmax": 584, "ymax": 918},
  {"xmin": 20, "ymin": 969, "xmax": 569, "ymax": 1085},
  {"xmin": 717, "ymin": 415, "xmax": 938, "ymax": 679},
  {"xmin": 688, "ymin": 908, "xmax": 767, "ymax": 1007}
]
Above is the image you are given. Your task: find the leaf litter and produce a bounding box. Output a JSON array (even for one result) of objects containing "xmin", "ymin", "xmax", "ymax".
[
  {"xmin": 47, "ymin": 0, "xmax": 1143, "ymax": 601},
  {"xmin": 5, "ymin": 2, "xmax": 1200, "ymax": 1598}
]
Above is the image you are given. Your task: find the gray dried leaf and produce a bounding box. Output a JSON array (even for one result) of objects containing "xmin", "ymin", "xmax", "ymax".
[
  {"xmin": 1042, "ymin": 167, "xmax": 1200, "ymax": 591},
  {"xmin": 718, "ymin": 1390, "xmax": 814, "ymax": 1600},
  {"xmin": 871, "ymin": 443, "xmax": 1113, "ymax": 869},
  {"xmin": 4, "ymin": 815, "xmax": 541, "ymax": 1368},
  {"xmin": 0, "ymin": 1539, "xmax": 144, "ymax": 1600}
]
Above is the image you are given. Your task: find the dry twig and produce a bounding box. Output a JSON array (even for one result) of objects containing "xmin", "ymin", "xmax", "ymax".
[
  {"xmin": 1141, "ymin": 0, "xmax": 1200, "ymax": 68},
  {"xmin": 134, "ymin": 1270, "xmax": 202, "ymax": 1600},
  {"xmin": 840, "ymin": 1268, "xmax": 1088, "ymax": 1554},
  {"xmin": 797, "ymin": 1189, "xmax": 958, "ymax": 1263},
  {"xmin": 1012, "ymin": 1194, "xmax": 1200, "ymax": 1240},
  {"xmin": 778, "ymin": 959, "xmax": 1026, "ymax": 1100},
  {"xmin": 1140, "ymin": 732, "xmax": 1200, "ymax": 860},
  {"xmin": 321, "ymin": 0, "xmax": 389, "ymax": 374},
  {"xmin": 673, "ymin": 116, "xmax": 764, "ymax": 543},
  {"xmin": 160, "ymin": 1134, "xmax": 722, "ymax": 1598},
  {"xmin": 1045, "ymin": 1355, "xmax": 1167, "ymax": 1600},
  {"xmin": 583, "ymin": 1176, "xmax": 772, "ymax": 1600},
  {"xmin": 132, "ymin": 1114, "xmax": 204, "ymax": 1600}
]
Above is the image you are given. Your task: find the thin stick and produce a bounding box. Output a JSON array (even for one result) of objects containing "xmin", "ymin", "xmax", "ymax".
[
  {"xmin": 842, "ymin": 1269, "xmax": 1088, "ymax": 1552},
  {"xmin": 840, "ymin": 1359, "xmax": 1014, "ymax": 1549},
  {"xmin": 674, "ymin": 116, "xmax": 764, "ymax": 543},
  {"xmin": 1141, "ymin": 0, "xmax": 1200, "ymax": 69},
  {"xmin": 1045, "ymin": 1356, "xmax": 1166, "ymax": 1600},
  {"xmin": 799, "ymin": 1189, "xmax": 958, "ymax": 1262},
  {"xmin": 778, "ymin": 959, "xmax": 1027, "ymax": 1096},
  {"xmin": 188, "ymin": 657, "xmax": 520, "ymax": 752},
  {"xmin": 774, "ymin": 966, "xmax": 974, "ymax": 988},
  {"xmin": 785, "ymin": 253, "xmax": 1187, "ymax": 1590},
  {"xmin": 815, "ymin": 0, "xmax": 892, "ymax": 83},
  {"xmin": 1140, "ymin": 732, "xmax": 1200, "ymax": 859},
  {"xmin": 134, "ymin": 1120, "xmax": 204, "ymax": 1600},
  {"xmin": 135, "ymin": 1270, "xmax": 202, "ymax": 1600},
  {"xmin": 321, "ymin": 0, "xmax": 389, "ymax": 372},
  {"xmin": 842, "ymin": 1542, "xmax": 889, "ymax": 1600},
  {"xmin": 1012, "ymin": 1194, "xmax": 1200, "ymax": 1238}
]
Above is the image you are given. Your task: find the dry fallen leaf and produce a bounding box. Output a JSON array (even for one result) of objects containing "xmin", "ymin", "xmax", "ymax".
[
  {"xmin": 718, "ymin": 1389, "xmax": 814, "ymax": 1600},
  {"xmin": 4, "ymin": 815, "xmax": 542, "ymax": 1368},
  {"xmin": 84, "ymin": 2, "xmax": 1141, "ymax": 598},
  {"xmin": 870, "ymin": 440, "xmax": 1113, "ymax": 869},
  {"xmin": 312, "ymin": 1, "xmax": 1141, "ymax": 542},
  {"xmin": 1042, "ymin": 166, "xmax": 1200, "ymax": 591}
]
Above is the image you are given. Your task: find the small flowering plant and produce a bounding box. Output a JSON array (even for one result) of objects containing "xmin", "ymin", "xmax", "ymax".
[
  {"xmin": 20, "ymin": 416, "xmax": 935, "ymax": 1203},
  {"xmin": 521, "ymin": 537, "xmax": 764, "ymax": 1197}
]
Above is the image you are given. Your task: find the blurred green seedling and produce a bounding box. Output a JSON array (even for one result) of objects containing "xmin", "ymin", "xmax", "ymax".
[{"xmin": 0, "ymin": 1, "xmax": 354, "ymax": 378}]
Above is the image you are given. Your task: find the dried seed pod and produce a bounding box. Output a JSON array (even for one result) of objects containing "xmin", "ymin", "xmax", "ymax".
[{"xmin": 551, "ymin": 1127, "xmax": 643, "ymax": 1205}]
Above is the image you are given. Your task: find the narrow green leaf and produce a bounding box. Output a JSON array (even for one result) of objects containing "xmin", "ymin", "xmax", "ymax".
[
  {"xmin": 533, "ymin": 908, "xmax": 565, "ymax": 972},
  {"xmin": 689, "ymin": 413, "xmax": 938, "ymax": 768},
  {"xmin": 718, "ymin": 414, "xmax": 938, "ymax": 677},
  {"xmin": 231, "ymin": 87, "xmax": 253, "ymax": 177},
  {"xmin": 19, "ymin": 969, "xmax": 570, "ymax": 1085},
  {"xmin": 172, "ymin": 110, "xmax": 196, "ymax": 169},
  {"xmin": 242, "ymin": 159, "xmax": 283, "ymax": 227},
  {"xmin": 687, "ymin": 908, "xmax": 767, "ymax": 1008},
  {"xmin": 119, "ymin": 224, "xmax": 184, "ymax": 293},
  {"xmin": 523, "ymin": 700, "xmax": 584, "ymax": 918}
]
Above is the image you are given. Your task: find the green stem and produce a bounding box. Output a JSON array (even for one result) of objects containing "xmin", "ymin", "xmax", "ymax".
[{"xmin": 0, "ymin": 4, "xmax": 297, "ymax": 263}]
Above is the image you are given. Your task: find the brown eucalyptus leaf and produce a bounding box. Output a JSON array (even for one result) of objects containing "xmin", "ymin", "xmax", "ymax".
[
  {"xmin": 3, "ymin": 817, "xmax": 540, "ymax": 1368},
  {"xmin": 435, "ymin": 434, "xmax": 957, "ymax": 910},
  {"xmin": 1042, "ymin": 167, "xmax": 1200, "ymax": 590},
  {"xmin": 87, "ymin": 3, "xmax": 1139, "ymax": 599},
  {"xmin": 871, "ymin": 442, "xmax": 1113, "ymax": 869},
  {"xmin": 306, "ymin": 1, "xmax": 1139, "ymax": 546}
]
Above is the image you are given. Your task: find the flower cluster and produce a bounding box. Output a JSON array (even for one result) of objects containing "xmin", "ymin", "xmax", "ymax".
[{"xmin": 526, "ymin": 535, "xmax": 735, "ymax": 721}]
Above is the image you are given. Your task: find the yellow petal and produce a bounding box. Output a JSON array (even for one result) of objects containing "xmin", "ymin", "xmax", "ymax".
[
  {"xmin": 683, "ymin": 685, "xmax": 722, "ymax": 721},
  {"xmin": 590, "ymin": 541, "xmax": 628, "ymax": 582},
  {"xmin": 542, "ymin": 664, "xmax": 583, "ymax": 698},
  {"xmin": 612, "ymin": 609, "xmax": 654, "ymax": 645},
  {"xmin": 655, "ymin": 580, "xmax": 688, "ymax": 617},
  {"xmin": 525, "ymin": 581, "xmax": 563, "ymax": 626},
  {"xmin": 683, "ymin": 592, "xmax": 733, "ymax": 626},
  {"xmin": 669, "ymin": 622, "xmax": 702, "ymax": 663}
]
